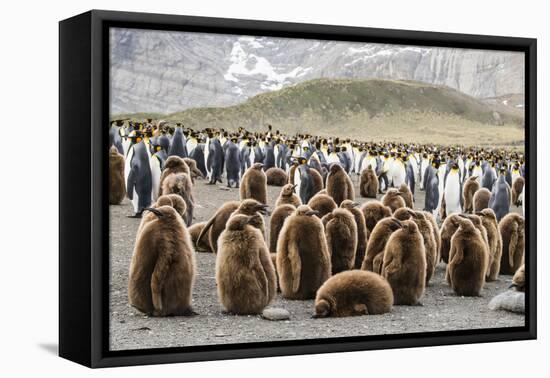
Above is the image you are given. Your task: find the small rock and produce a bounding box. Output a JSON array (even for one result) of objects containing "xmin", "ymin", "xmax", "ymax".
[
  {"xmin": 262, "ymin": 307, "xmax": 290, "ymax": 321},
  {"xmin": 214, "ymin": 332, "xmax": 228, "ymax": 337},
  {"xmin": 218, "ymin": 186, "xmax": 230, "ymax": 191}
]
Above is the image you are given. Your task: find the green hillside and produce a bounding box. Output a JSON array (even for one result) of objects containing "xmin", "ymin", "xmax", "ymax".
[{"xmin": 113, "ymin": 78, "xmax": 525, "ymax": 147}]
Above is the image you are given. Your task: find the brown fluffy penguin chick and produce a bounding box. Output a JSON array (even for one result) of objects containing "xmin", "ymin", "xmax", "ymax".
[
  {"xmin": 216, "ymin": 214, "xmax": 276, "ymax": 314},
  {"xmin": 109, "ymin": 146, "xmax": 126, "ymax": 205},
  {"xmin": 512, "ymin": 176, "xmax": 525, "ymax": 206},
  {"xmin": 310, "ymin": 168, "xmax": 325, "ymax": 195},
  {"xmin": 359, "ymin": 165, "xmax": 379, "ymax": 198},
  {"xmin": 463, "ymin": 176, "xmax": 480, "ymax": 213},
  {"xmin": 459, "ymin": 213, "xmax": 491, "ymax": 273},
  {"xmin": 511, "ymin": 264, "xmax": 525, "ymax": 292},
  {"xmin": 473, "ymin": 188, "xmax": 491, "ymax": 212},
  {"xmin": 341, "ymin": 200, "xmax": 369, "ymax": 269},
  {"xmin": 197, "ymin": 199, "xmax": 268, "ymax": 253},
  {"xmin": 439, "ymin": 213, "xmax": 462, "ymax": 264},
  {"xmin": 446, "ymin": 218, "xmax": 489, "ymax": 297},
  {"xmin": 313, "ymin": 270, "xmax": 393, "ymax": 318},
  {"xmin": 398, "ymin": 183, "xmax": 414, "ymax": 208},
  {"xmin": 382, "ymin": 220, "xmax": 427, "ymax": 305},
  {"xmin": 361, "ymin": 201, "xmax": 393, "ymax": 237},
  {"xmin": 308, "ymin": 193, "xmax": 337, "ymax": 219},
  {"xmin": 326, "ymin": 163, "xmax": 354, "ymax": 206},
  {"xmin": 499, "ymin": 213, "xmax": 525, "ymax": 275},
  {"xmin": 323, "ymin": 208, "xmax": 358, "ymax": 274},
  {"xmin": 393, "ymin": 208, "xmax": 437, "ymax": 284},
  {"xmin": 275, "ymin": 184, "xmax": 301, "ymax": 208},
  {"xmin": 183, "ymin": 157, "xmax": 204, "ymax": 183},
  {"xmin": 128, "ymin": 206, "xmax": 196, "ymax": 316},
  {"xmin": 159, "ymin": 156, "xmax": 190, "ymax": 196},
  {"xmin": 276, "ymin": 205, "xmax": 331, "ymax": 299},
  {"xmin": 423, "ymin": 211, "xmax": 441, "ymax": 263},
  {"xmin": 361, "ymin": 217, "xmax": 403, "ymax": 273},
  {"xmin": 240, "ymin": 163, "xmax": 267, "ymax": 204},
  {"xmin": 197, "ymin": 201, "xmax": 239, "ymax": 253},
  {"xmin": 382, "ymin": 189, "xmax": 407, "ymax": 213},
  {"xmin": 136, "ymin": 194, "xmax": 187, "ymax": 238},
  {"xmin": 476, "ymin": 208, "xmax": 502, "ymax": 281},
  {"xmin": 265, "ymin": 167, "xmax": 288, "ymax": 186},
  {"xmin": 188, "ymin": 222, "xmax": 211, "ymax": 252},
  {"xmin": 161, "ymin": 172, "xmax": 194, "ymax": 226},
  {"xmin": 269, "ymin": 204, "xmax": 296, "ymax": 253}
]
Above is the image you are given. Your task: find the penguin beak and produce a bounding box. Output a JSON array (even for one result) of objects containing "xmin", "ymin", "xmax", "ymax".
[
  {"xmin": 143, "ymin": 207, "xmax": 163, "ymax": 218},
  {"xmin": 292, "ymin": 184, "xmax": 298, "ymax": 192},
  {"xmin": 352, "ymin": 202, "xmax": 360, "ymax": 208},
  {"xmin": 474, "ymin": 211, "xmax": 484, "ymax": 216},
  {"xmin": 509, "ymin": 283, "xmax": 518, "ymax": 290},
  {"xmin": 406, "ymin": 209, "xmax": 417, "ymax": 218},
  {"xmin": 391, "ymin": 219, "xmax": 403, "ymax": 229},
  {"xmin": 256, "ymin": 204, "xmax": 270, "ymax": 215},
  {"xmin": 306, "ymin": 210, "xmax": 320, "ymax": 216}
]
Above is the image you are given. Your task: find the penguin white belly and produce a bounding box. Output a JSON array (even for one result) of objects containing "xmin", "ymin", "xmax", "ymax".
[
  {"xmin": 327, "ymin": 153, "xmax": 339, "ymax": 164},
  {"xmin": 186, "ymin": 139, "xmax": 197, "ymax": 156},
  {"xmin": 436, "ymin": 172, "xmax": 445, "ymax": 214},
  {"xmin": 392, "ymin": 163, "xmax": 406, "ymax": 187},
  {"xmin": 204, "ymin": 139, "xmax": 211, "ymax": 180},
  {"xmin": 444, "ymin": 173, "xmax": 462, "ymax": 215},
  {"xmin": 122, "ymin": 138, "xmax": 131, "ymax": 157},
  {"xmin": 472, "ymin": 167, "xmax": 483, "ymax": 184},
  {"xmin": 367, "ymin": 157, "xmax": 377, "ymax": 171},
  {"xmin": 294, "ymin": 167, "xmax": 302, "ymax": 197},
  {"xmin": 387, "ymin": 159, "xmax": 395, "ymax": 186},
  {"xmin": 150, "ymin": 156, "xmax": 162, "ymax": 201},
  {"xmin": 274, "ymin": 145, "xmax": 280, "ymax": 168},
  {"xmin": 520, "ymin": 185, "xmax": 525, "ymax": 216},
  {"xmin": 409, "ymin": 158, "xmax": 419, "ymax": 183},
  {"xmin": 512, "ymin": 171, "xmax": 520, "ymax": 183},
  {"xmin": 249, "ymin": 150, "xmax": 254, "ymax": 170},
  {"xmin": 357, "ymin": 155, "xmax": 365, "ymax": 173}
]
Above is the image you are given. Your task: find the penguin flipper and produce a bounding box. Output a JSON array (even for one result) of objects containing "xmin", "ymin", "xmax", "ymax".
[
  {"xmin": 126, "ymin": 165, "xmax": 138, "ymax": 200},
  {"xmin": 197, "ymin": 214, "xmax": 216, "ymax": 251},
  {"xmin": 250, "ymin": 251, "xmax": 270, "ymax": 301},
  {"xmin": 151, "ymin": 245, "xmax": 175, "ymax": 314},
  {"xmin": 288, "ymin": 241, "xmax": 302, "ymax": 294},
  {"xmin": 508, "ymin": 222, "xmax": 519, "ymax": 269}
]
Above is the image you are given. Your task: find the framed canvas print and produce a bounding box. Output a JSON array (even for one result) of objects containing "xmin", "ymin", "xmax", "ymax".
[{"xmin": 59, "ymin": 10, "xmax": 536, "ymax": 368}]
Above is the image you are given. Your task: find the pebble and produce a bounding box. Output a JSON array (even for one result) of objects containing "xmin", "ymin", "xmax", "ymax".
[{"xmin": 262, "ymin": 308, "xmax": 291, "ymax": 321}]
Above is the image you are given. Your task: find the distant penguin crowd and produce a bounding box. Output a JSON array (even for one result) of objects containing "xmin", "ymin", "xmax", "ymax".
[{"xmin": 110, "ymin": 118, "xmax": 527, "ymax": 318}]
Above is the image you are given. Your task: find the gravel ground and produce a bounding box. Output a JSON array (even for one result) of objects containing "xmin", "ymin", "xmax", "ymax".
[{"xmin": 109, "ymin": 175, "xmax": 524, "ymax": 351}]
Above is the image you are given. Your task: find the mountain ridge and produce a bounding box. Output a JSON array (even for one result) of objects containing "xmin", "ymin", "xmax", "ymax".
[{"xmin": 110, "ymin": 29, "xmax": 525, "ymax": 114}]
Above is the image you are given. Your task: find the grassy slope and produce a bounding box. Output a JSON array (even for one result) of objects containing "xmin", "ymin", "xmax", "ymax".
[{"xmin": 113, "ymin": 78, "xmax": 525, "ymax": 147}]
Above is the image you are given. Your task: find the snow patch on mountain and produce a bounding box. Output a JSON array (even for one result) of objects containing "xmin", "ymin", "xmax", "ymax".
[{"xmin": 224, "ymin": 37, "xmax": 312, "ymax": 91}]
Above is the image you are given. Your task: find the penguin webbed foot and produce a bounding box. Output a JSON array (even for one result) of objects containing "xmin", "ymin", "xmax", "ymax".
[{"xmin": 180, "ymin": 308, "xmax": 198, "ymax": 317}]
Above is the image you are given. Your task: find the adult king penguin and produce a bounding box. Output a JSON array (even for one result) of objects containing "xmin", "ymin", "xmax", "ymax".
[
  {"xmin": 443, "ymin": 161, "xmax": 463, "ymax": 216},
  {"xmin": 126, "ymin": 139, "xmax": 153, "ymax": 217}
]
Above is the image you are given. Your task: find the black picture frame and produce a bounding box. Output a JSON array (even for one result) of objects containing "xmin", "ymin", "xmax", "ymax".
[{"xmin": 59, "ymin": 9, "xmax": 537, "ymax": 368}]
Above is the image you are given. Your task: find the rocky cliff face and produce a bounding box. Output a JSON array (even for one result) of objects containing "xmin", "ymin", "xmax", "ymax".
[{"xmin": 110, "ymin": 28, "xmax": 524, "ymax": 114}]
